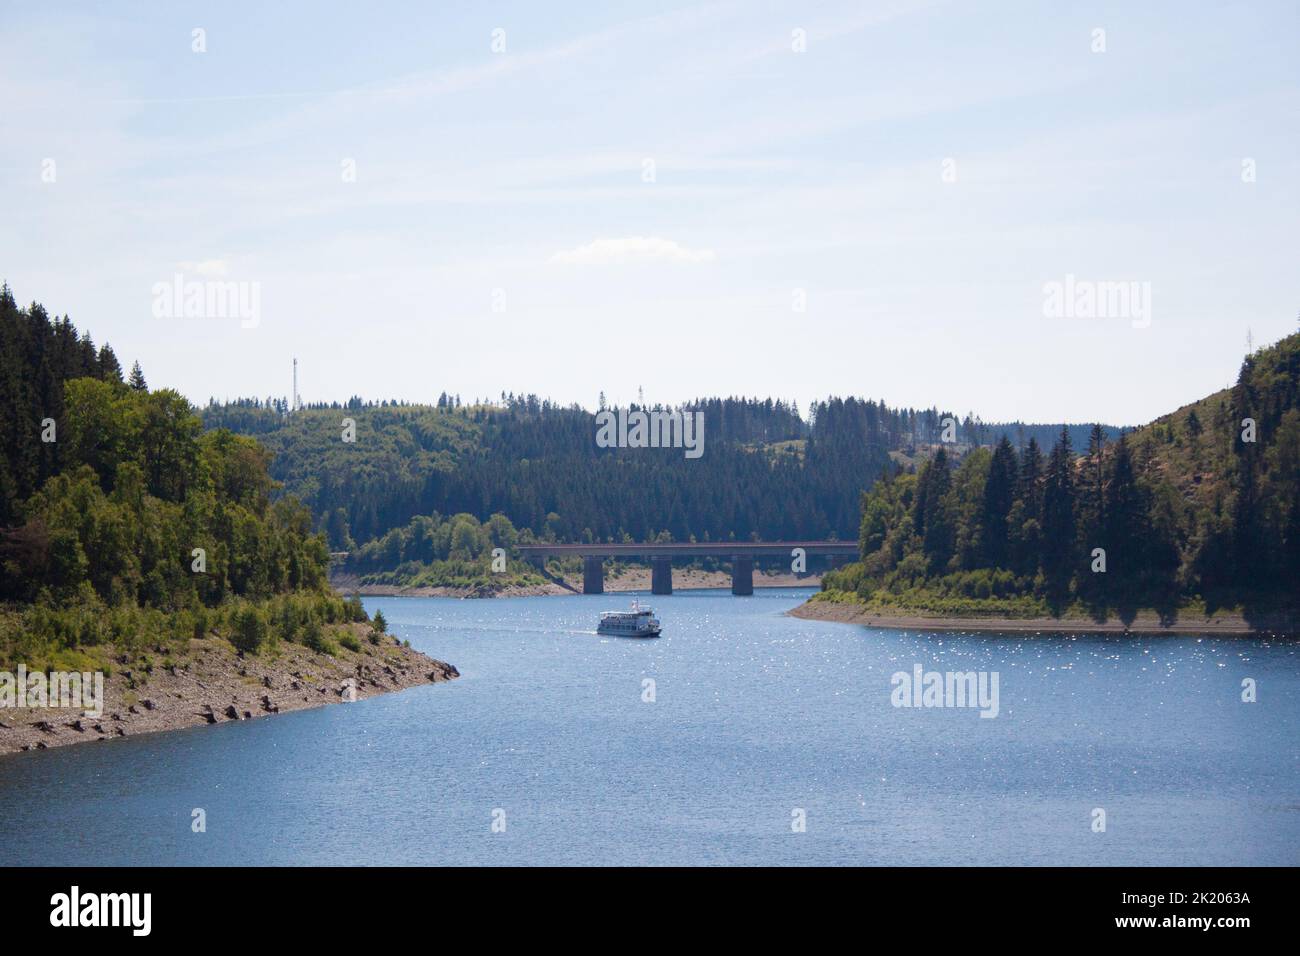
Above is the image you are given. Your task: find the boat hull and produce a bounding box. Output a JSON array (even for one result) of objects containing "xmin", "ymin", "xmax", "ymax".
[{"xmin": 597, "ymin": 624, "xmax": 661, "ymax": 638}]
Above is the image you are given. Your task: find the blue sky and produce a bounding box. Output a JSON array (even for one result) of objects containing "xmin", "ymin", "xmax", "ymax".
[{"xmin": 2, "ymin": 0, "xmax": 1296, "ymax": 424}]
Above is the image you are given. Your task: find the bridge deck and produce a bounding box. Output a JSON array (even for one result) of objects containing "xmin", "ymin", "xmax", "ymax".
[{"xmin": 515, "ymin": 541, "xmax": 857, "ymax": 558}]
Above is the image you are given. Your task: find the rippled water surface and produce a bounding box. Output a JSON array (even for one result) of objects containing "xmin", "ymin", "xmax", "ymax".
[{"xmin": 2, "ymin": 589, "xmax": 1297, "ymax": 865}]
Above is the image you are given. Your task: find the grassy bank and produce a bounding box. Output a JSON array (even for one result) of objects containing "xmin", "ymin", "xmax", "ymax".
[
  {"xmin": 797, "ymin": 587, "xmax": 1265, "ymax": 634},
  {"xmin": 0, "ymin": 590, "xmax": 463, "ymax": 756},
  {"xmin": 1, "ymin": 589, "xmax": 388, "ymax": 673}
]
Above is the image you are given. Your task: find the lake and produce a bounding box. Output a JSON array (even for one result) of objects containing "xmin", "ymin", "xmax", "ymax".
[{"xmin": 2, "ymin": 588, "xmax": 1297, "ymax": 865}]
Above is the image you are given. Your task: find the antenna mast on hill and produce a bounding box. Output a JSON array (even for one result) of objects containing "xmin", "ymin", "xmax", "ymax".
[{"xmin": 292, "ymin": 357, "xmax": 300, "ymax": 413}]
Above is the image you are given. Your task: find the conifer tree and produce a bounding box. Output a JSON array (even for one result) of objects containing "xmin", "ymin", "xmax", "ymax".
[
  {"xmin": 980, "ymin": 436, "xmax": 1017, "ymax": 568},
  {"xmin": 917, "ymin": 448, "xmax": 954, "ymax": 573},
  {"xmin": 1017, "ymin": 437, "xmax": 1043, "ymax": 519},
  {"xmin": 1009, "ymin": 437, "xmax": 1044, "ymax": 575},
  {"xmin": 1087, "ymin": 423, "xmax": 1107, "ymax": 520},
  {"xmin": 1075, "ymin": 424, "xmax": 1110, "ymax": 614},
  {"xmin": 1041, "ymin": 428, "xmax": 1076, "ymax": 611},
  {"xmin": 97, "ymin": 343, "xmax": 123, "ymax": 382},
  {"xmin": 1103, "ymin": 437, "xmax": 1144, "ymax": 624}
]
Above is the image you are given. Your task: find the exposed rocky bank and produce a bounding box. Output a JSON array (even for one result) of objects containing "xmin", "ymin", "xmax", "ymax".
[
  {"xmin": 0, "ymin": 622, "xmax": 458, "ymax": 756},
  {"xmin": 789, "ymin": 598, "xmax": 1261, "ymax": 635}
]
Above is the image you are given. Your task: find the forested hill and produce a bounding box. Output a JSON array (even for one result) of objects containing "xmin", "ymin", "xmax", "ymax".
[
  {"xmin": 822, "ymin": 332, "xmax": 1300, "ymax": 625},
  {"xmin": 200, "ymin": 391, "xmax": 1123, "ymax": 550},
  {"xmin": 201, "ymin": 397, "xmax": 889, "ymax": 546},
  {"xmin": 1123, "ymin": 331, "xmax": 1300, "ymax": 613},
  {"xmin": 0, "ymin": 286, "xmax": 380, "ymax": 675},
  {"xmin": 0, "ymin": 285, "xmax": 329, "ymax": 608},
  {"xmin": 1, "ymin": 286, "xmax": 456, "ymax": 733}
]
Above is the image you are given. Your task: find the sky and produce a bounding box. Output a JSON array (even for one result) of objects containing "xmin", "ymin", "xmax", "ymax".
[{"xmin": 1, "ymin": 0, "xmax": 1297, "ymax": 425}]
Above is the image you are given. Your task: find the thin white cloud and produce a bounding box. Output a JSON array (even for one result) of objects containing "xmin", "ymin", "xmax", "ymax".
[
  {"xmin": 550, "ymin": 237, "xmax": 716, "ymax": 266},
  {"xmin": 176, "ymin": 259, "xmax": 231, "ymax": 277}
]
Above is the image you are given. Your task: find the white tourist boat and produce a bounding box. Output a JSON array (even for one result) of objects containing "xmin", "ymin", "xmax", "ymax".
[{"xmin": 597, "ymin": 600, "xmax": 662, "ymax": 638}]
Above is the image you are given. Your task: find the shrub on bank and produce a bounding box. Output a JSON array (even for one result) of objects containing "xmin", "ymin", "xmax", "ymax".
[
  {"xmin": 0, "ymin": 588, "xmax": 369, "ymax": 669},
  {"xmin": 230, "ymin": 604, "xmax": 269, "ymax": 654}
]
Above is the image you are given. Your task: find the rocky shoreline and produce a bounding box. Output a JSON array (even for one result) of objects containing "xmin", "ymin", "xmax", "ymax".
[
  {"xmin": 788, "ymin": 598, "xmax": 1260, "ymax": 635},
  {"xmin": 0, "ymin": 622, "xmax": 458, "ymax": 756}
]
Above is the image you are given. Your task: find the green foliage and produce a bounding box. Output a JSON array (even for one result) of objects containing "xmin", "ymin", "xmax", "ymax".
[
  {"xmin": 347, "ymin": 511, "xmax": 547, "ymax": 589},
  {"xmin": 815, "ymin": 579, "xmax": 1050, "ymax": 619},
  {"xmin": 0, "ymin": 297, "xmax": 329, "ymax": 608},
  {"xmin": 1040, "ymin": 428, "xmax": 1077, "ymax": 611},
  {"xmin": 230, "ymin": 604, "xmax": 268, "ymax": 654},
  {"xmin": 201, "ymin": 394, "xmax": 1089, "ymax": 553},
  {"xmin": 0, "ymin": 287, "xmax": 338, "ymax": 667},
  {"xmin": 300, "ymin": 617, "xmax": 336, "ymax": 656},
  {"xmin": 980, "ymin": 437, "xmax": 1017, "ymax": 568},
  {"xmin": 0, "ymin": 289, "xmax": 126, "ymax": 526},
  {"xmin": 0, "ymin": 589, "xmax": 367, "ymax": 669},
  {"xmin": 832, "ymin": 333, "xmax": 1300, "ymax": 626}
]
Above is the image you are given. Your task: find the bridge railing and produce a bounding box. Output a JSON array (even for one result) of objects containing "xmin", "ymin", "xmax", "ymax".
[{"xmin": 514, "ymin": 541, "xmax": 858, "ymax": 558}]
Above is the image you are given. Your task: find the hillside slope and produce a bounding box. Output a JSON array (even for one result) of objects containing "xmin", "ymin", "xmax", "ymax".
[
  {"xmin": 0, "ymin": 286, "xmax": 458, "ymax": 754},
  {"xmin": 808, "ymin": 332, "xmax": 1300, "ymax": 632},
  {"xmin": 203, "ymin": 394, "xmax": 1124, "ymax": 583}
]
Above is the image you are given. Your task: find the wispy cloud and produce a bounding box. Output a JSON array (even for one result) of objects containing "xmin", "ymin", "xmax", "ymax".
[
  {"xmin": 176, "ymin": 259, "xmax": 232, "ymax": 277},
  {"xmin": 1, "ymin": 0, "xmax": 1293, "ymax": 425},
  {"xmin": 550, "ymin": 237, "xmax": 716, "ymax": 266}
]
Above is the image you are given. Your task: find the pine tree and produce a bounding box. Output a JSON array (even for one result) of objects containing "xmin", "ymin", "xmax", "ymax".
[
  {"xmin": 1228, "ymin": 357, "xmax": 1270, "ymax": 601},
  {"xmin": 97, "ymin": 344, "xmax": 123, "ymax": 382},
  {"xmin": 1075, "ymin": 424, "xmax": 1109, "ymax": 614},
  {"xmin": 980, "ymin": 436, "xmax": 1017, "ymax": 568},
  {"xmin": 1103, "ymin": 437, "xmax": 1144, "ymax": 624},
  {"xmin": 128, "ymin": 360, "xmax": 147, "ymax": 391},
  {"xmin": 1144, "ymin": 480, "xmax": 1183, "ymax": 624},
  {"xmin": 1041, "ymin": 428, "xmax": 1076, "ymax": 612},
  {"xmin": 1017, "ymin": 437, "xmax": 1044, "ymax": 521},
  {"xmin": 1087, "ymin": 423, "xmax": 1107, "ymax": 518},
  {"xmin": 918, "ymin": 449, "xmax": 953, "ymax": 574},
  {"xmin": 1009, "ymin": 437, "xmax": 1044, "ymax": 575}
]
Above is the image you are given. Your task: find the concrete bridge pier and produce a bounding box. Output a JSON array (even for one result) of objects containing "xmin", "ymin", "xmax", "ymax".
[
  {"xmin": 651, "ymin": 556, "xmax": 673, "ymax": 595},
  {"xmin": 731, "ymin": 555, "xmax": 754, "ymax": 596},
  {"xmin": 583, "ymin": 555, "xmax": 604, "ymax": 594}
]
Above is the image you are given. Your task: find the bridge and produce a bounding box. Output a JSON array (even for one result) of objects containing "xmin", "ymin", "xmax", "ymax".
[{"xmin": 514, "ymin": 541, "xmax": 858, "ymax": 596}]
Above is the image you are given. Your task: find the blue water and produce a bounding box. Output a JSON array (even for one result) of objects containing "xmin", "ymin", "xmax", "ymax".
[{"xmin": 2, "ymin": 589, "xmax": 1297, "ymax": 865}]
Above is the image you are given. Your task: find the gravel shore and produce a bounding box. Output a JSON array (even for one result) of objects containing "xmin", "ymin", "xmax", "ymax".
[
  {"xmin": 0, "ymin": 622, "xmax": 458, "ymax": 756},
  {"xmin": 788, "ymin": 599, "xmax": 1259, "ymax": 635}
]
